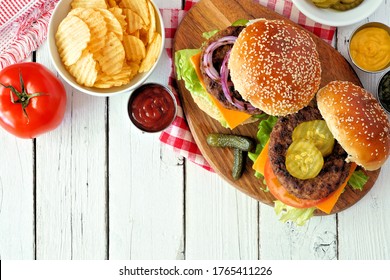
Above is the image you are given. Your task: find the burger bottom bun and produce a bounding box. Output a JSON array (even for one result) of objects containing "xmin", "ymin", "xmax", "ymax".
[
  {"xmin": 191, "ymin": 94, "xmax": 224, "ymax": 124},
  {"xmin": 317, "ymin": 81, "xmax": 390, "ymax": 171},
  {"xmin": 190, "ymin": 93, "xmax": 258, "ymax": 128}
]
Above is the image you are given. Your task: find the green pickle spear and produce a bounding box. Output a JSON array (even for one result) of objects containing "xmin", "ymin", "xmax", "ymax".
[
  {"xmin": 232, "ymin": 148, "xmax": 245, "ymax": 180},
  {"xmin": 206, "ymin": 133, "xmax": 255, "ymax": 151}
]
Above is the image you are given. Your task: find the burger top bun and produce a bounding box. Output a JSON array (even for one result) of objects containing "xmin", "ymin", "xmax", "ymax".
[
  {"xmin": 228, "ymin": 19, "xmax": 321, "ymax": 116},
  {"xmin": 317, "ymin": 81, "xmax": 390, "ymax": 171}
]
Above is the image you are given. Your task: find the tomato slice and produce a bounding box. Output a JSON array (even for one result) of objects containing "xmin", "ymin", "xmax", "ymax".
[{"xmin": 264, "ymin": 157, "xmax": 324, "ymax": 208}]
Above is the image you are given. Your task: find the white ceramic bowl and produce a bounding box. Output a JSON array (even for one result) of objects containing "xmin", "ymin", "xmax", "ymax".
[
  {"xmin": 292, "ymin": 0, "xmax": 384, "ymax": 27},
  {"xmin": 48, "ymin": 0, "xmax": 165, "ymax": 97}
]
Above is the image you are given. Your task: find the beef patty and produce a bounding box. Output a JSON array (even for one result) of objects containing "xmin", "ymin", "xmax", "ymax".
[
  {"xmin": 200, "ymin": 26, "xmax": 262, "ymax": 114},
  {"xmin": 268, "ymin": 106, "xmax": 352, "ymax": 200}
]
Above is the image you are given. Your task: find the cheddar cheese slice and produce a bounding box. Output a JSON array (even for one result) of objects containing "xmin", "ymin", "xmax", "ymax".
[
  {"xmin": 189, "ymin": 53, "xmax": 252, "ymax": 129},
  {"xmin": 252, "ymin": 140, "xmax": 270, "ymax": 176},
  {"xmin": 315, "ymin": 163, "xmax": 357, "ymax": 214}
]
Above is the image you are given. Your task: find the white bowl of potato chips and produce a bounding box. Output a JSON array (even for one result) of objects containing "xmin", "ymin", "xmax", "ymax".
[{"xmin": 48, "ymin": 0, "xmax": 164, "ymax": 96}]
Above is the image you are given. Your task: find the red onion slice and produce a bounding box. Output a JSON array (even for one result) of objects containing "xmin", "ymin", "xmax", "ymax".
[
  {"xmin": 220, "ymin": 50, "xmax": 258, "ymax": 112},
  {"xmin": 202, "ymin": 36, "xmax": 237, "ymax": 81},
  {"xmin": 202, "ymin": 35, "xmax": 258, "ymax": 112},
  {"xmin": 220, "ymin": 50, "xmax": 234, "ymax": 104}
]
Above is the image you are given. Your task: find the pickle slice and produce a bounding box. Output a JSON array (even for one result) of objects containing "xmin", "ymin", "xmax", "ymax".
[
  {"xmin": 292, "ymin": 120, "xmax": 335, "ymax": 157},
  {"xmin": 332, "ymin": 0, "xmax": 363, "ymax": 11},
  {"xmin": 312, "ymin": 0, "xmax": 340, "ymax": 8},
  {"xmin": 286, "ymin": 140, "xmax": 324, "ymax": 180}
]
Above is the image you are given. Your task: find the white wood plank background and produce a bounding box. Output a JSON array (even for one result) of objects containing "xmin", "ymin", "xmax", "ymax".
[
  {"xmin": 336, "ymin": 3, "xmax": 390, "ymax": 260},
  {"xmin": 0, "ymin": 55, "xmax": 35, "ymax": 260},
  {"xmin": 0, "ymin": 0, "xmax": 389, "ymax": 260}
]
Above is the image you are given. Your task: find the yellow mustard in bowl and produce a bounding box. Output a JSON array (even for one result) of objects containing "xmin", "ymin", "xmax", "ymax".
[{"xmin": 349, "ymin": 25, "xmax": 390, "ymax": 72}]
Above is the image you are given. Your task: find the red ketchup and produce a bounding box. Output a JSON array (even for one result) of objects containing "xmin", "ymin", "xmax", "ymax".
[{"xmin": 128, "ymin": 84, "xmax": 177, "ymax": 132}]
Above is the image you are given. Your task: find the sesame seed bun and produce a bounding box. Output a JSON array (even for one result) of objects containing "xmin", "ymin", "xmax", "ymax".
[
  {"xmin": 317, "ymin": 81, "xmax": 390, "ymax": 171},
  {"xmin": 228, "ymin": 19, "xmax": 322, "ymax": 116}
]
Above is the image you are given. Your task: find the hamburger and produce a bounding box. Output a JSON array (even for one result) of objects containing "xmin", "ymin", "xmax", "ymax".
[
  {"xmin": 228, "ymin": 19, "xmax": 322, "ymax": 116},
  {"xmin": 255, "ymin": 81, "xmax": 390, "ymax": 222},
  {"xmin": 175, "ymin": 19, "xmax": 390, "ymax": 224},
  {"xmin": 175, "ymin": 19, "xmax": 322, "ymax": 128}
]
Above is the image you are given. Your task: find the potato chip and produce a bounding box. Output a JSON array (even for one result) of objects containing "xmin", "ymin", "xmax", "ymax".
[
  {"xmin": 96, "ymin": 32, "xmax": 125, "ymax": 75},
  {"xmin": 95, "ymin": 8, "xmax": 123, "ymax": 40},
  {"xmin": 130, "ymin": 29, "xmax": 140, "ymax": 38},
  {"xmin": 109, "ymin": 7, "xmax": 127, "ymax": 32},
  {"xmin": 57, "ymin": 0, "xmax": 161, "ymax": 89},
  {"xmin": 127, "ymin": 62, "xmax": 140, "ymax": 76},
  {"xmin": 139, "ymin": 32, "xmax": 162, "ymax": 73},
  {"xmin": 94, "ymin": 78, "xmax": 128, "ymax": 88},
  {"xmin": 106, "ymin": 0, "xmax": 118, "ymax": 8},
  {"xmin": 147, "ymin": 1, "xmax": 156, "ymax": 44},
  {"xmin": 68, "ymin": 51, "xmax": 98, "ymax": 87},
  {"xmin": 69, "ymin": 8, "xmax": 107, "ymax": 55},
  {"xmin": 127, "ymin": 62, "xmax": 140, "ymax": 82},
  {"xmin": 123, "ymin": 35, "xmax": 146, "ymax": 62},
  {"xmin": 55, "ymin": 15, "xmax": 90, "ymax": 66},
  {"xmin": 71, "ymin": 0, "xmax": 107, "ymax": 9},
  {"xmin": 94, "ymin": 63, "xmax": 136, "ymax": 88},
  {"xmin": 124, "ymin": 8, "xmax": 144, "ymax": 34},
  {"xmin": 120, "ymin": 0, "xmax": 149, "ymax": 26},
  {"xmin": 139, "ymin": 27, "xmax": 149, "ymax": 46}
]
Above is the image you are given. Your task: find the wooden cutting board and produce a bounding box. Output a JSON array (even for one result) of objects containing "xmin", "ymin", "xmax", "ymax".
[{"xmin": 173, "ymin": 0, "xmax": 379, "ymax": 214}]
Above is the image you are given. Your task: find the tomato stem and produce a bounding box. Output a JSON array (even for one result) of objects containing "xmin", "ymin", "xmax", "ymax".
[{"xmin": 0, "ymin": 71, "xmax": 47, "ymax": 123}]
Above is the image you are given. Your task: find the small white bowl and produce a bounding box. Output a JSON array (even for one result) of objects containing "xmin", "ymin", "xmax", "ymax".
[
  {"xmin": 48, "ymin": 0, "xmax": 165, "ymax": 97},
  {"xmin": 292, "ymin": 0, "xmax": 384, "ymax": 27}
]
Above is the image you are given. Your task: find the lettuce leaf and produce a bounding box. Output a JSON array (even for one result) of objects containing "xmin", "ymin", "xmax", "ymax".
[
  {"xmin": 202, "ymin": 29, "xmax": 219, "ymax": 39},
  {"xmin": 348, "ymin": 170, "xmax": 369, "ymax": 191},
  {"xmin": 256, "ymin": 115, "xmax": 278, "ymax": 149},
  {"xmin": 201, "ymin": 19, "xmax": 248, "ymax": 41},
  {"xmin": 232, "ymin": 19, "xmax": 249, "ymax": 26},
  {"xmin": 174, "ymin": 49, "xmax": 228, "ymax": 128},
  {"xmin": 175, "ymin": 49, "xmax": 201, "ymax": 81},
  {"xmin": 274, "ymin": 200, "xmax": 316, "ymax": 226},
  {"xmin": 248, "ymin": 114, "xmax": 278, "ymax": 165}
]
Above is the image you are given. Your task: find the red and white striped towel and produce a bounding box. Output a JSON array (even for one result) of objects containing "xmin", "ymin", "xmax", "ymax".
[
  {"xmin": 159, "ymin": 0, "xmax": 336, "ymax": 171},
  {"xmin": 0, "ymin": 0, "xmax": 59, "ymax": 70}
]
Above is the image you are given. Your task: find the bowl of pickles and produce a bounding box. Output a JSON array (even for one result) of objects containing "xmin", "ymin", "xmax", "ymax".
[
  {"xmin": 292, "ymin": 0, "xmax": 383, "ymax": 27},
  {"xmin": 378, "ymin": 70, "xmax": 390, "ymax": 114}
]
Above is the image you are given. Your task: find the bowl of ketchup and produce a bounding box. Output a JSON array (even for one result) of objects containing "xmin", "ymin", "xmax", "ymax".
[{"xmin": 128, "ymin": 83, "xmax": 177, "ymax": 132}]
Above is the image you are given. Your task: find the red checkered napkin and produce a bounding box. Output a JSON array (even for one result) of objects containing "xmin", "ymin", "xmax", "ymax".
[
  {"xmin": 0, "ymin": 0, "xmax": 59, "ymax": 70},
  {"xmin": 159, "ymin": 0, "xmax": 336, "ymax": 171}
]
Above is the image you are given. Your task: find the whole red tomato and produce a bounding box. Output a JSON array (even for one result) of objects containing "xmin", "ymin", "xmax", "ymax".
[{"xmin": 0, "ymin": 62, "xmax": 67, "ymax": 138}]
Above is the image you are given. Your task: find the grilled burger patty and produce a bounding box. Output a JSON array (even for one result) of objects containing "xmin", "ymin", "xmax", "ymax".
[
  {"xmin": 268, "ymin": 106, "xmax": 352, "ymax": 200},
  {"xmin": 200, "ymin": 26, "xmax": 262, "ymax": 114}
]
